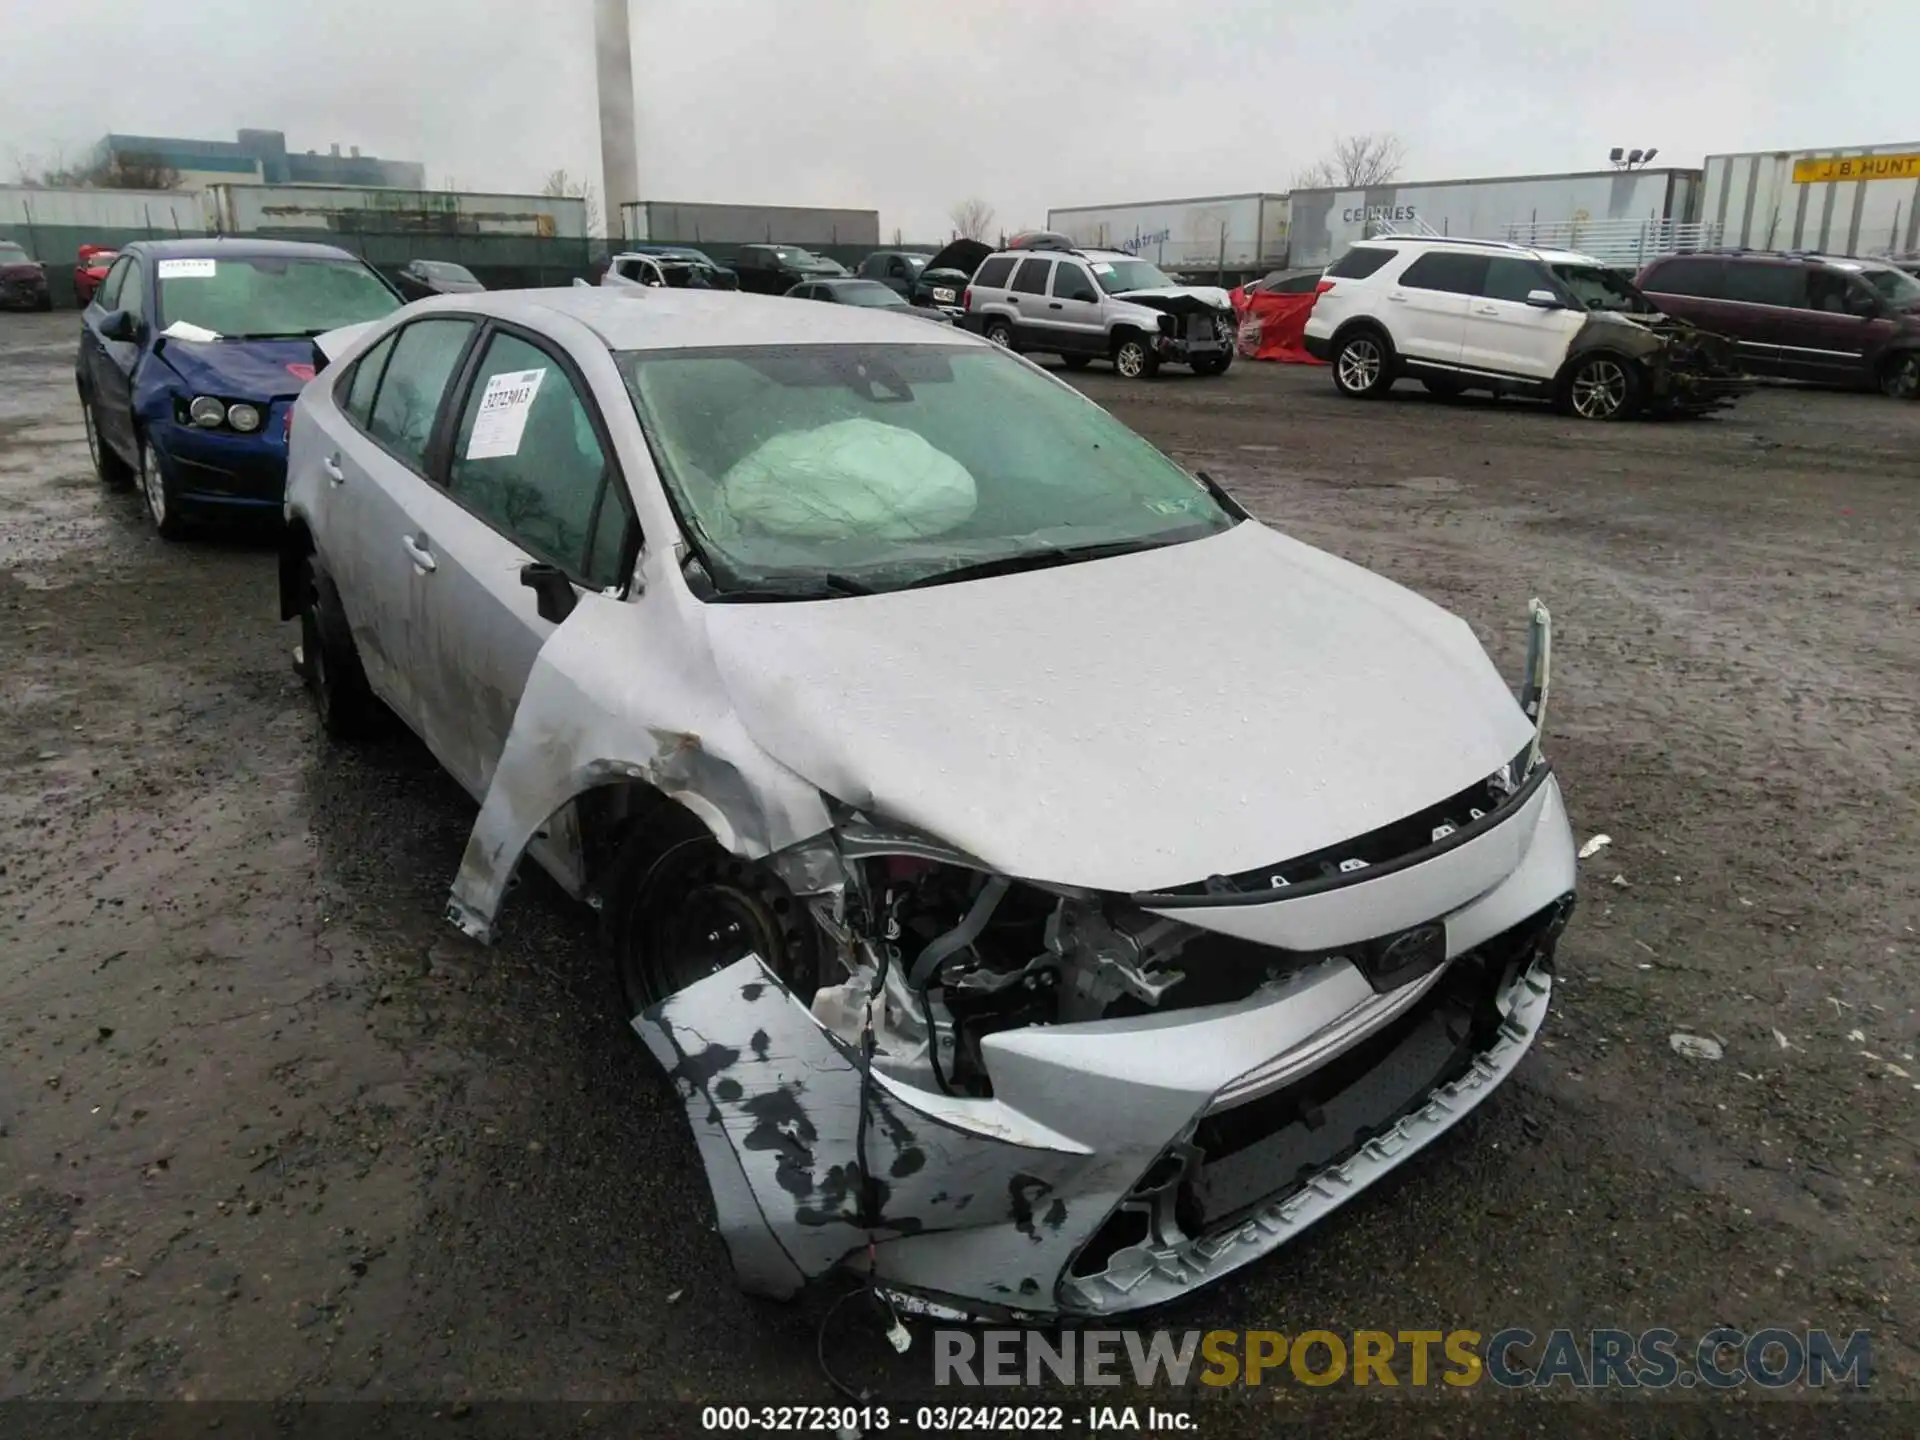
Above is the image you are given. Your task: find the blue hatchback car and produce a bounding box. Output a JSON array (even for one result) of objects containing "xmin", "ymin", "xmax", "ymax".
[{"xmin": 76, "ymin": 238, "xmax": 403, "ymax": 538}]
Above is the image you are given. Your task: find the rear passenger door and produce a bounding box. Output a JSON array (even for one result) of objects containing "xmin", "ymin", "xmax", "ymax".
[
  {"xmin": 1006, "ymin": 256, "xmax": 1056, "ymax": 347},
  {"xmin": 1459, "ymin": 256, "xmax": 1584, "ymax": 382},
  {"xmin": 1384, "ymin": 251, "xmax": 1483, "ymax": 364},
  {"xmin": 1047, "ymin": 259, "xmax": 1106, "ymax": 353},
  {"xmin": 329, "ymin": 316, "xmax": 479, "ymax": 728},
  {"xmin": 406, "ymin": 325, "xmax": 637, "ymax": 797},
  {"xmin": 1717, "ymin": 261, "xmax": 1808, "ymax": 377}
]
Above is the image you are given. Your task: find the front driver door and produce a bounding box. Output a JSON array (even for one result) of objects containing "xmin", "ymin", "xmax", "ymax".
[
  {"xmin": 1047, "ymin": 260, "xmax": 1106, "ymax": 353},
  {"xmin": 1459, "ymin": 256, "xmax": 1584, "ymax": 382},
  {"xmin": 94, "ymin": 257, "xmax": 148, "ymax": 459},
  {"xmin": 405, "ymin": 325, "xmax": 637, "ymax": 798}
]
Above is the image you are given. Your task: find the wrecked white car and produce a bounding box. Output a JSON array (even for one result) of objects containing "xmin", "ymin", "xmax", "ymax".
[{"xmin": 280, "ymin": 286, "xmax": 1576, "ymax": 1320}]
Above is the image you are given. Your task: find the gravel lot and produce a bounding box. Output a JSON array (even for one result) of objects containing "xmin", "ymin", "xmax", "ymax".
[{"xmin": 2, "ymin": 308, "xmax": 1915, "ymax": 1430}]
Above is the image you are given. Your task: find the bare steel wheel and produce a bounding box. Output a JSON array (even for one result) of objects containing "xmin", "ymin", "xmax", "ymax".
[
  {"xmin": 606, "ymin": 828, "xmax": 818, "ymax": 1019},
  {"xmin": 1563, "ymin": 354, "xmax": 1642, "ymax": 421},
  {"xmin": 1332, "ymin": 330, "xmax": 1393, "ymax": 398}
]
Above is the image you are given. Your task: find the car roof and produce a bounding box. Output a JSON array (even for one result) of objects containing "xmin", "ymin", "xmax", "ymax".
[
  {"xmin": 401, "ymin": 286, "xmax": 979, "ymax": 352},
  {"xmin": 126, "ymin": 236, "xmax": 362, "ymax": 263},
  {"xmin": 1348, "ymin": 237, "xmax": 1603, "ymax": 267}
]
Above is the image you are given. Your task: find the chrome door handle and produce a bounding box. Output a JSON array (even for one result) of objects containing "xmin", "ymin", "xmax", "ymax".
[
  {"xmin": 1474, "ymin": 305, "xmax": 1500, "ymax": 315},
  {"xmin": 323, "ymin": 453, "xmax": 344, "ymax": 483},
  {"xmin": 1387, "ymin": 293, "xmax": 1409, "ymax": 302},
  {"xmin": 401, "ymin": 534, "xmax": 437, "ymax": 573}
]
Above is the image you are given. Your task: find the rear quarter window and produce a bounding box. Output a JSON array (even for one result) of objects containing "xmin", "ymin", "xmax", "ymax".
[
  {"xmin": 973, "ymin": 256, "xmax": 1017, "ymax": 289},
  {"xmin": 1326, "ymin": 246, "xmax": 1393, "ymax": 280}
]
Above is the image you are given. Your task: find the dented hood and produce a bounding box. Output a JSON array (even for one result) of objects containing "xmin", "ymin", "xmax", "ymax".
[
  {"xmin": 1115, "ymin": 284, "xmax": 1234, "ymax": 314},
  {"xmin": 156, "ymin": 336, "xmax": 322, "ymax": 399},
  {"xmin": 701, "ymin": 522, "xmax": 1536, "ymax": 894}
]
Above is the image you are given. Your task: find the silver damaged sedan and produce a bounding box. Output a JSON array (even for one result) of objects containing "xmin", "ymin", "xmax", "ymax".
[{"xmin": 281, "ymin": 286, "xmax": 1576, "ymax": 1320}]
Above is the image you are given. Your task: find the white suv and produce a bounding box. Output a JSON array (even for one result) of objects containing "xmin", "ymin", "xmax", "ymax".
[
  {"xmin": 963, "ymin": 243, "xmax": 1237, "ymax": 378},
  {"xmin": 1303, "ymin": 237, "xmax": 1749, "ymax": 420}
]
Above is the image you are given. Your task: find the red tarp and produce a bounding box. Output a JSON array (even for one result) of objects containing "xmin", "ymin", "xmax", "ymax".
[{"xmin": 1228, "ymin": 287, "xmax": 1327, "ymax": 365}]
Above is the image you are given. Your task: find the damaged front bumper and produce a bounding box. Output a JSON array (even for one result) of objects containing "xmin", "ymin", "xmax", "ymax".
[{"xmin": 635, "ymin": 773, "xmax": 1576, "ymax": 1319}]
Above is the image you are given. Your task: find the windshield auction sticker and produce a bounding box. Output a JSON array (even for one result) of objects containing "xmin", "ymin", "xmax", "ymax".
[
  {"xmin": 466, "ymin": 367, "xmax": 547, "ymax": 460},
  {"xmin": 156, "ymin": 258, "xmax": 217, "ymax": 279}
]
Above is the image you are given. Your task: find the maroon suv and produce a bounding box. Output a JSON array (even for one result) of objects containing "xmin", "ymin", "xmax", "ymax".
[
  {"xmin": 1635, "ymin": 250, "xmax": 1920, "ymax": 398},
  {"xmin": 0, "ymin": 240, "xmax": 52, "ymax": 311}
]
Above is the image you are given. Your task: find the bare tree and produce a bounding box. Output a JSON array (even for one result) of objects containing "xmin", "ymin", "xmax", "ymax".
[
  {"xmin": 12, "ymin": 144, "xmax": 180, "ymax": 190},
  {"xmin": 541, "ymin": 168, "xmax": 603, "ymax": 237},
  {"xmin": 1290, "ymin": 133, "xmax": 1407, "ymax": 190},
  {"xmin": 948, "ymin": 197, "xmax": 996, "ymax": 242}
]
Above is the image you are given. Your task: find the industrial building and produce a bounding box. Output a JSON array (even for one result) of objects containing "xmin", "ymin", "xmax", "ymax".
[
  {"xmin": 207, "ymin": 184, "xmax": 587, "ymax": 240},
  {"xmin": 90, "ymin": 128, "xmax": 425, "ymax": 191}
]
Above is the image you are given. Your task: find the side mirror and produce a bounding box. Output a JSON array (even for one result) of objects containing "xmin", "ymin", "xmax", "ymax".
[
  {"xmin": 1073, "ymin": 289, "xmax": 1099, "ymax": 303},
  {"xmin": 99, "ymin": 308, "xmax": 139, "ymax": 342},
  {"xmin": 520, "ymin": 562, "xmax": 578, "ymax": 624},
  {"xmin": 1524, "ymin": 289, "xmax": 1564, "ymax": 310},
  {"xmin": 1847, "ymin": 293, "xmax": 1882, "ymax": 318}
]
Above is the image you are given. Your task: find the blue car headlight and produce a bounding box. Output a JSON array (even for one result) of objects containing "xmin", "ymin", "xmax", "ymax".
[
  {"xmin": 188, "ymin": 395, "xmax": 226, "ymax": 428},
  {"xmin": 226, "ymin": 402, "xmax": 262, "ymax": 433}
]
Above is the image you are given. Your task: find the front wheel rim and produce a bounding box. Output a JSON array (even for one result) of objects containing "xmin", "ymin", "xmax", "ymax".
[
  {"xmin": 1572, "ymin": 360, "xmax": 1628, "ymax": 418},
  {"xmin": 1117, "ymin": 343, "xmax": 1144, "ymax": 377},
  {"xmin": 142, "ymin": 448, "xmax": 166, "ymax": 525},
  {"xmin": 1338, "ymin": 339, "xmax": 1381, "ymax": 391},
  {"xmin": 1889, "ymin": 357, "xmax": 1919, "ymax": 398}
]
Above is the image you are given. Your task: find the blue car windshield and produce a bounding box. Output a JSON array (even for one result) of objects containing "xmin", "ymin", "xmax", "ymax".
[{"xmin": 156, "ymin": 256, "xmax": 400, "ymax": 339}]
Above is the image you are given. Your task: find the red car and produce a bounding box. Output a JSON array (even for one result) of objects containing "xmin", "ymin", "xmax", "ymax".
[{"xmin": 74, "ymin": 245, "xmax": 118, "ymax": 307}]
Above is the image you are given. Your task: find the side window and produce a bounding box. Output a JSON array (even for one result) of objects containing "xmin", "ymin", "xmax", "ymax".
[
  {"xmin": 1051, "ymin": 263, "xmax": 1096, "ymax": 299},
  {"xmin": 1397, "ymin": 252, "xmax": 1489, "ymax": 294},
  {"xmin": 1722, "ymin": 262, "xmax": 1804, "ymax": 308},
  {"xmin": 446, "ymin": 331, "xmax": 623, "ymax": 584},
  {"xmin": 367, "ymin": 318, "xmax": 475, "ymax": 472},
  {"xmin": 1326, "ymin": 246, "xmax": 1393, "ymax": 280},
  {"xmin": 340, "ymin": 332, "xmax": 397, "ymax": 429},
  {"xmin": 117, "ymin": 261, "xmax": 148, "ymax": 321},
  {"xmin": 1643, "ymin": 257, "xmax": 1723, "ymax": 298},
  {"xmin": 1803, "ymin": 268, "xmax": 1852, "ymax": 313},
  {"xmin": 97, "ymin": 257, "xmax": 131, "ymax": 310},
  {"xmin": 1481, "ymin": 257, "xmax": 1550, "ymax": 303},
  {"xmin": 973, "ymin": 256, "xmax": 1016, "ymax": 289},
  {"xmin": 889, "ymin": 257, "xmax": 910, "ymax": 279},
  {"xmin": 1011, "ymin": 257, "xmax": 1053, "ymax": 294}
]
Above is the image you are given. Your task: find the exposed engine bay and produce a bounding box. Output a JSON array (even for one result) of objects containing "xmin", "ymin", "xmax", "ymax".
[{"xmin": 805, "ymin": 851, "xmax": 1298, "ymax": 1098}]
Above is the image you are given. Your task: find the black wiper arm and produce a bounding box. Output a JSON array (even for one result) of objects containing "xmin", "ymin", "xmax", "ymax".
[
  {"xmin": 902, "ymin": 538, "xmax": 1166, "ymax": 591},
  {"xmin": 711, "ymin": 572, "xmax": 876, "ymax": 602}
]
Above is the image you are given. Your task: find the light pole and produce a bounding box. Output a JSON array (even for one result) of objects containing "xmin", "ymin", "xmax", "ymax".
[
  {"xmin": 595, "ymin": 0, "xmax": 640, "ymax": 240},
  {"xmin": 1608, "ymin": 147, "xmax": 1660, "ymax": 171}
]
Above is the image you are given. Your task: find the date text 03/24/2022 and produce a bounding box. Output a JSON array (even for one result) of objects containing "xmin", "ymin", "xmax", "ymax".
[{"xmin": 699, "ymin": 1404, "xmax": 1195, "ymax": 1432}]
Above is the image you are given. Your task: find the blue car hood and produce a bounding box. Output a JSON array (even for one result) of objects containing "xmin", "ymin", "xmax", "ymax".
[{"xmin": 155, "ymin": 337, "xmax": 318, "ymax": 400}]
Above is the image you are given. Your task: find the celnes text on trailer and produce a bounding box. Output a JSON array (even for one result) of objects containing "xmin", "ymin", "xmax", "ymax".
[
  {"xmin": 1045, "ymin": 194, "xmax": 1290, "ymax": 278},
  {"xmin": 1703, "ymin": 143, "xmax": 1920, "ymax": 257}
]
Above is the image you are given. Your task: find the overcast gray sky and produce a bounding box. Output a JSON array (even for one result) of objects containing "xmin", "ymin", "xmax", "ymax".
[{"xmin": 1, "ymin": 0, "xmax": 1911, "ymax": 239}]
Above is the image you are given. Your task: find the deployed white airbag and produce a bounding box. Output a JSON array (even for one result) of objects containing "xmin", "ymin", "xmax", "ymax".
[{"xmin": 719, "ymin": 418, "xmax": 977, "ymax": 540}]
